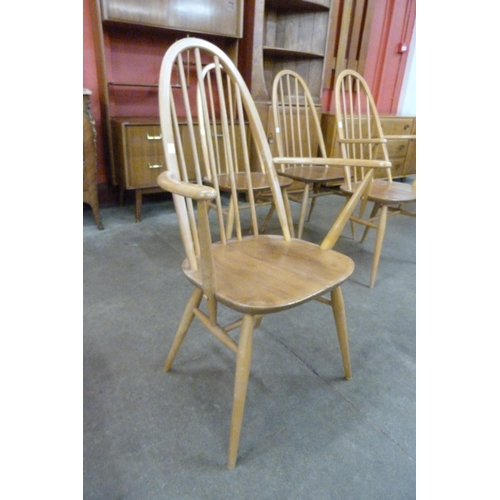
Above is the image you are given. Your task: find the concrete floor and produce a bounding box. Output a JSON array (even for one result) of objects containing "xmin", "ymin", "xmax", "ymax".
[{"xmin": 83, "ymin": 190, "xmax": 416, "ymax": 499}]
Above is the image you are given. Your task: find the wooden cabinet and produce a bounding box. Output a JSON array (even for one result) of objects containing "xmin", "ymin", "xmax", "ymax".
[
  {"xmin": 321, "ymin": 113, "xmax": 416, "ymax": 179},
  {"xmin": 239, "ymin": 0, "xmax": 336, "ymax": 151},
  {"xmin": 247, "ymin": 0, "xmax": 334, "ymax": 104},
  {"xmin": 83, "ymin": 89, "xmax": 104, "ymax": 229},
  {"xmin": 91, "ymin": 0, "xmax": 244, "ymax": 219},
  {"xmin": 100, "ymin": 0, "xmax": 243, "ymax": 38},
  {"xmin": 111, "ymin": 118, "xmax": 167, "ymax": 190},
  {"xmin": 111, "ymin": 117, "xmax": 195, "ymax": 221},
  {"xmin": 111, "ymin": 117, "xmax": 249, "ymax": 220}
]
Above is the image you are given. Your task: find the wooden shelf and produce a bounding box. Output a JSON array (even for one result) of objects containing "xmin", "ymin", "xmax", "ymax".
[
  {"xmin": 263, "ymin": 46, "xmax": 325, "ymax": 59},
  {"xmin": 265, "ymin": 0, "xmax": 329, "ymax": 12}
]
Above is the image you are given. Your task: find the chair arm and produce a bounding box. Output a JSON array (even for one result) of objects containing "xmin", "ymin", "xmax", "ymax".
[
  {"xmin": 273, "ymin": 157, "xmax": 391, "ymax": 169},
  {"xmin": 384, "ymin": 134, "xmax": 416, "ymax": 140},
  {"xmin": 337, "ymin": 138, "xmax": 387, "ymax": 145},
  {"xmin": 157, "ymin": 171, "xmax": 217, "ymax": 201}
]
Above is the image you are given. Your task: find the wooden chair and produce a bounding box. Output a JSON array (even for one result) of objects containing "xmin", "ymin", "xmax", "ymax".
[
  {"xmin": 197, "ymin": 63, "xmax": 293, "ymax": 238},
  {"xmin": 266, "ymin": 70, "xmax": 348, "ymax": 239},
  {"xmin": 334, "ymin": 69, "xmax": 416, "ymax": 288},
  {"xmin": 156, "ymin": 38, "xmax": 391, "ymax": 469}
]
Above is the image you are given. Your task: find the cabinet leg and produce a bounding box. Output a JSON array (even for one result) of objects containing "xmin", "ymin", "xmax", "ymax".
[
  {"xmin": 135, "ymin": 190, "xmax": 142, "ymax": 222},
  {"xmin": 91, "ymin": 203, "xmax": 104, "ymax": 230}
]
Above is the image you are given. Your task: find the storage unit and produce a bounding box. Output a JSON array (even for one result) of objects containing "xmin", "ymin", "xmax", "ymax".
[
  {"xmin": 83, "ymin": 89, "xmax": 104, "ymax": 229},
  {"xmin": 321, "ymin": 113, "xmax": 416, "ymax": 179},
  {"xmin": 90, "ymin": 0, "xmax": 244, "ymax": 219},
  {"xmin": 241, "ymin": 0, "xmax": 336, "ymax": 155}
]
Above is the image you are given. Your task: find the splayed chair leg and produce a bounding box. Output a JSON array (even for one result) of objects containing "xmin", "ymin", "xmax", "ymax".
[
  {"xmin": 369, "ymin": 204, "xmax": 388, "ymax": 288},
  {"xmin": 361, "ymin": 202, "xmax": 380, "ymax": 243},
  {"xmin": 227, "ymin": 314, "xmax": 254, "ymax": 470},
  {"xmin": 331, "ymin": 286, "xmax": 352, "ymax": 380},
  {"xmin": 164, "ymin": 287, "xmax": 203, "ymax": 372}
]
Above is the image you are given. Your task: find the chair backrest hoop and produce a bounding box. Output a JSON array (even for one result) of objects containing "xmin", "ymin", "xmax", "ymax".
[
  {"xmin": 334, "ymin": 69, "xmax": 392, "ymax": 187},
  {"xmin": 158, "ymin": 38, "xmax": 292, "ymax": 270},
  {"xmin": 272, "ymin": 69, "xmax": 328, "ymax": 167}
]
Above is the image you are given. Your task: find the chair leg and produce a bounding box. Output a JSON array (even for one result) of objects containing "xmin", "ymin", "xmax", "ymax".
[
  {"xmin": 307, "ymin": 184, "xmax": 319, "ymax": 222},
  {"xmin": 330, "ymin": 287, "xmax": 352, "ymax": 380},
  {"xmin": 361, "ymin": 203, "xmax": 380, "ymax": 243},
  {"xmin": 297, "ymin": 183, "xmax": 311, "ymax": 239},
  {"xmin": 342, "ymin": 195, "xmax": 356, "ymax": 240},
  {"xmin": 164, "ymin": 287, "xmax": 203, "ymax": 372},
  {"xmin": 225, "ymin": 196, "xmax": 236, "ymax": 239},
  {"xmin": 282, "ymin": 188, "xmax": 295, "ymax": 238},
  {"xmin": 369, "ymin": 204, "xmax": 388, "ymax": 288},
  {"xmin": 260, "ymin": 202, "xmax": 275, "ymax": 233},
  {"xmin": 227, "ymin": 314, "xmax": 254, "ymax": 470}
]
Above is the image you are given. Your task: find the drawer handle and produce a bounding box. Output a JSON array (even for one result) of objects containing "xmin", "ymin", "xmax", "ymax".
[
  {"xmin": 146, "ymin": 133, "xmax": 162, "ymax": 140},
  {"xmin": 148, "ymin": 163, "xmax": 164, "ymax": 169}
]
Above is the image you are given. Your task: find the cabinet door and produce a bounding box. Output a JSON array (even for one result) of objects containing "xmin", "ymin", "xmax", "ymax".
[
  {"xmin": 100, "ymin": 0, "xmax": 243, "ymax": 38},
  {"xmin": 124, "ymin": 124, "xmax": 167, "ymax": 189}
]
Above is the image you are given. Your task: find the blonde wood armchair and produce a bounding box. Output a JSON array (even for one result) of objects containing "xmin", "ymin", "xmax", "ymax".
[
  {"xmin": 334, "ymin": 69, "xmax": 416, "ymax": 288},
  {"xmin": 197, "ymin": 63, "xmax": 293, "ymax": 238},
  {"xmin": 267, "ymin": 70, "xmax": 348, "ymax": 239},
  {"xmin": 156, "ymin": 38, "xmax": 391, "ymax": 469}
]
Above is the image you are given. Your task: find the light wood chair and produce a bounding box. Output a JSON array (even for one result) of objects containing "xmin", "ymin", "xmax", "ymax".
[
  {"xmin": 156, "ymin": 38, "xmax": 391, "ymax": 469},
  {"xmin": 198, "ymin": 63, "xmax": 293, "ymax": 239},
  {"xmin": 266, "ymin": 70, "xmax": 348, "ymax": 239},
  {"xmin": 334, "ymin": 69, "xmax": 416, "ymax": 288}
]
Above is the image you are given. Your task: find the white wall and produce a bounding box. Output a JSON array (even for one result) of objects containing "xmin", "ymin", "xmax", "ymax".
[{"xmin": 398, "ymin": 23, "xmax": 416, "ymax": 116}]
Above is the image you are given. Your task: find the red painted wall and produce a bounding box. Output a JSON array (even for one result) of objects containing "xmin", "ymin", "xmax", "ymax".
[{"xmin": 363, "ymin": 0, "xmax": 416, "ymax": 114}]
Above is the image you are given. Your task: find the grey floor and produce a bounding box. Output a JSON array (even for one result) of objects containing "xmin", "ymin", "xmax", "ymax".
[{"xmin": 83, "ymin": 189, "xmax": 416, "ymax": 499}]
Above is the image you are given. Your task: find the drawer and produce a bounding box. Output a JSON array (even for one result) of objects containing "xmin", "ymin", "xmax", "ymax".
[
  {"xmin": 123, "ymin": 125, "xmax": 166, "ymax": 188},
  {"xmin": 126, "ymin": 154, "xmax": 166, "ymax": 188},
  {"xmin": 111, "ymin": 120, "xmax": 166, "ymax": 189},
  {"xmin": 403, "ymin": 136, "xmax": 416, "ymax": 176},
  {"xmin": 384, "ymin": 139, "xmax": 410, "ymax": 160},
  {"xmin": 380, "ymin": 116, "xmax": 414, "ymax": 135},
  {"xmin": 124, "ymin": 125, "xmax": 165, "ymax": 160}
]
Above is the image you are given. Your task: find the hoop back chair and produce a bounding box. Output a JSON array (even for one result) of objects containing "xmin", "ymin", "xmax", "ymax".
[
  {"xmin": 269, "ymin": 70, "xmax": 348, "ymax": 239},
  {"xmin": 334, "ymin": 69, "xmax": 416, "ymax": 288},
  {"xmin": 197, "ymin": 63, "xmax": 293, "ymax": 238},
  {"xmin": 156, "ymin": 38, "xmax": 390, "ymax": 469}
]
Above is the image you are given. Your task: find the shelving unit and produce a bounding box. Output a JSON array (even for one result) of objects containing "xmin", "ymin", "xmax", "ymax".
[
  {"xmin": 238, "ymin": 0, "xmax": 335, "ymax": 157},
  {"xmin": 248, "ymin": 0, "xmax": 334, "ymax": 105},
  {"xmin": 90, "ymin": 0, "xmax": 243, "ymax": 219}
]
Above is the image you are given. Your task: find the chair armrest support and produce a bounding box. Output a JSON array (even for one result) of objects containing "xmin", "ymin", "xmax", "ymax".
[
  {"xmin": 384, "ymin": 134, "xmax": 416, "ymax": 140},
  {"xmin": 273, "ymin": 157, "xmax": 391, "ymax": 169},
  {"xmin": 157, "ymin": 171, "xmax": 217, "ymax": 200},
  {"xmin": 337, "ymin": 138, "xmax": 387, "ymax": 145}
]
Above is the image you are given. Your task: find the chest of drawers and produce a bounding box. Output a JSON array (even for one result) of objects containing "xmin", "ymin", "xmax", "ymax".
[
  {"xmin": 322, "ymin": 114, "xmax": 416, "ymax": 180},
  {"xmin": 111, "ymin": 117, "xmax": 171, "ymax": 221}
]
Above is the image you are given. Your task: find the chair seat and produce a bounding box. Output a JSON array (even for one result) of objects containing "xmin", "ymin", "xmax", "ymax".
[
  {"xmin": 279, "ymin": 165, "xmax": 345, "ymax": 183},
  {"xmin": 215, "ymin": 172, "xmax": 293, "ymax": 192},
  {"xmin": 182, "ymin": 235, "xmax": 354, "ymax": 315},
  {"xmin": 340, "ymin": 179, "xmax": 416, "ymax": 204}
]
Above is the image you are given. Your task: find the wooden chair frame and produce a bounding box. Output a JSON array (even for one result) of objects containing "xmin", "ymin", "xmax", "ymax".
[
  {"xmin": 269, "ymin": 70, "xmax": 349, "ymax": 239},
  {"xmin": 197, "ymin": 62, "xmax": 293, "ymax": 239},
  {"xmin": 334, "ymin": 69, "xmax": 416, "ymax": 288},
  {"xmin": 157, "ymin": 38, "xmax": 391, "ymax": 469}
]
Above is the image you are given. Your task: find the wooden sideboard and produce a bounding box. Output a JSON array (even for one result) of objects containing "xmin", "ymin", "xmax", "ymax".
[
  {"xmin": 321, "ymin": 113, "xmax": 416, "ymax": 179},
  {"xmin": 111, "ymin": 117, "xmax": 250, "ymax": 221},
  {"xmin": 83, "ymin": 89, "xmax": 104, "ymax": 229}
]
